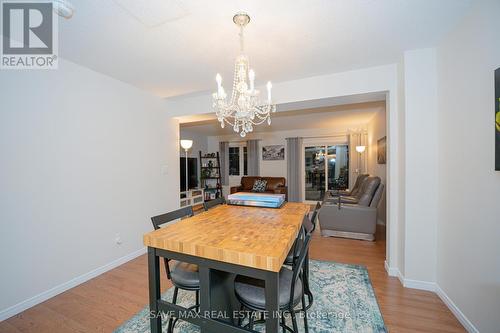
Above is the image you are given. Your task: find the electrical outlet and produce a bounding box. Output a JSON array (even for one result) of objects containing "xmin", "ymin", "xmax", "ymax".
[
  {"xmin": 161, "ymin": 164, "xmax": 168, "ymax": 175},
  {"xmin": 115, "ymin": 233, "xmax": 122, "ymax": 245}
]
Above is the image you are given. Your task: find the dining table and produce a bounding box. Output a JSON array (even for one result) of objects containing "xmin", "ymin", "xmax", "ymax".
[{"xmin": 143, "ymin": 202, "xmax": 310, "ymax": 333}]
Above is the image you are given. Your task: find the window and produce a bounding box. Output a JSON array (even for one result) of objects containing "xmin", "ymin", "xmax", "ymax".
[
  {"xmin": 229, "ymin": 144, "xmax": 248, "ymax": 176},
  {"xmin": 243, "ymin": 147, "xmax": 248, "ymax": 176},
  {"xmin": 229, "ymin": 147, "xmax": 240, "ymax": 175}
]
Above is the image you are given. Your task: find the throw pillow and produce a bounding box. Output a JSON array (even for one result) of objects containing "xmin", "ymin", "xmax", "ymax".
[{"xmin": 252, "ymin": 179, "xmax": 267, "ymax": 193}]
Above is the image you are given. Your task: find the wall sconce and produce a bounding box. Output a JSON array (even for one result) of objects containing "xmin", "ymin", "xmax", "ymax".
[{"xmin": 356, "ymin": 145, "xmax": 366, "ymax": 153}]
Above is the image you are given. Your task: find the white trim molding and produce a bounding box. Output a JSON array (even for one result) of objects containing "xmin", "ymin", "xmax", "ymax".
[
  {"xmin": 384, "ymin": 260, "xmax": 478, "ymax": 332},
  {"xmin": 403, "ymin": 278, "xmax": 436, "ymax": 292},
  {"xmin": 0, "ymin": 247, "xmax": 147, "ymax": 321},
  {"xmin": 435, "ymin": 286, "xmax": 479, "ymax": 333}
]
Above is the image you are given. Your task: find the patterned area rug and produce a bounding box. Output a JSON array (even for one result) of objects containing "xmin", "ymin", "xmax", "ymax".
[{"xmin": 115, "ymin": 260, "xmax": 386, "ymax": 333}]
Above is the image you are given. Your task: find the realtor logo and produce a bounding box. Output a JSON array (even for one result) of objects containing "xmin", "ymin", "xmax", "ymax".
[{"xmin": 1, "ymin": 1, "xmax": 58, "ymax": 69}]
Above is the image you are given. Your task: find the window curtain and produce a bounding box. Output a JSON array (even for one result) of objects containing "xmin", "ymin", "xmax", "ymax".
[
  {"xmin": 219, "ymin": 141, "xmax": 229, "ymax": 185},
  {"xmin": 286, "ymin": 137, "xmax": 303, "ymax": 202},
  {"xmin": 246, "ymin": 139, "xmax": 260, "ymax": 176}
]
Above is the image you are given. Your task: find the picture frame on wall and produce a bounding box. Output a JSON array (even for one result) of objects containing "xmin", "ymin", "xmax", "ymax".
[
  {"xmin": 377, "ymin": 136, "xmax": 387, "ymax": 164},
  {"xmin": 262, "ymin": 145, "xmax": 285, "ymax": 160},
  {"xmin": 495, "ymin": 67, "xmax": 500, "ymax": 171}
]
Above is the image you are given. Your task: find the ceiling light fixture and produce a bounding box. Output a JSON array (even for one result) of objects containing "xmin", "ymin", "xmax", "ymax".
[{"xmin": 212, "ymin": 12, "xmax": 276, "ymax": 138}]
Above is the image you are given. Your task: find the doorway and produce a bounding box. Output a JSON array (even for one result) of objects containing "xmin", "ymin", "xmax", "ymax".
[{"xmin": 304, "ymin": 144, "xmax": 349, "ymax": 202}]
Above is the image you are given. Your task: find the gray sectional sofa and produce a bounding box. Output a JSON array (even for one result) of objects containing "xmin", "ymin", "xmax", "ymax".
[{"xmin": 318, "ymin": 175, "xmax": 384, "ymax": 241}]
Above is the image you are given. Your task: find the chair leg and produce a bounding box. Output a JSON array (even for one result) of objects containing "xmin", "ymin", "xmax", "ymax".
[
  {"xmin": 167, "ymin": 287, "xmax": 178, "ymax": 333},
  {"xmin": 195, "ymin": 290, "xmax": 199, "ymax": 311},
  {"xmin": 291, "ymin": 311, "xmax": 299, "ymax": 333},
  {"xmin": 304, "ymin": 252, "xmax": 314, "ymax": 310},
  {"xmin": 301, "ymin": 293, "xmax": 309, "ymax": 333},
  {"xmin": 237, "ymin": 304, "xmax": 244, "ymax": 326},
  {"xmin": 248, "ymin": 311, "xmax": 254, "ymax": 330},
  {"xmin": 281, "ymin": 313, "xmax": 286, "ymax": 333}
]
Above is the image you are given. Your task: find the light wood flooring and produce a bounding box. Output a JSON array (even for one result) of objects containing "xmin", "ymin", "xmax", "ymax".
[{"xmin": 0, "ymin": 227, "xmax": 465, "ymax": 332}]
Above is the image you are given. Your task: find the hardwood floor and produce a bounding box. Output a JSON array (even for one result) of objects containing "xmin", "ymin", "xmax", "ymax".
[{"xmin": 0, "ymin": 227, "xmax": 465, "ymax": 333}]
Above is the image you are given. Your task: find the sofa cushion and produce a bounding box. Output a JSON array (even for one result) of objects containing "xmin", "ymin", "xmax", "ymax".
[
  {"xmin": 241, "ymin": 176, "xmax": 260, "ymax": 190},
  {"xmin": 350, "ymin": 174, "xmax": 369, "ymax": 196},
  {"xmin": 357, "ymin": 177, "xmax": 381, "ymax": 206},
  {"xmin": 263, "ymin": 177, "xmax": 286, "ymax": 191},
  {"xmin": 252, "ymin": 179, "xmax": 268, "ymax": 192}
]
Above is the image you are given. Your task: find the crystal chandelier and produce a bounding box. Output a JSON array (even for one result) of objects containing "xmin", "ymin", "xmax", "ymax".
[{"xmin": 212, "ymin": 12, "xmax": 276, "ymax": 137}]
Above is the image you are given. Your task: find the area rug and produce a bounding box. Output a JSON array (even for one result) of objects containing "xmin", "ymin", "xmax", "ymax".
[{"xmin": 115, "ymin": 260, "xmax": 386, "ymax": 333}]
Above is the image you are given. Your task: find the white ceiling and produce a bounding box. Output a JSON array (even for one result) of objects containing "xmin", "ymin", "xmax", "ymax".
[
  {"xmin": 59, "ymin": 0, "xmax": 473, "ymax": 98},
  {"xmin": 180, "ymin": 101, "xmax": 385, "ymax": 136}
]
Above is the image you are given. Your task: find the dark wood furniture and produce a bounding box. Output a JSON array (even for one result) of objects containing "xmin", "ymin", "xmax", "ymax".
[
  {"xmin": 144, "ymin": 203, "xmax": 310, "ymax": 333},
  {"xmin": 199, "ymin": 151, "xmax": 223, "ymax": 202},
  {"xmin": 230, "ymin": 176, "xmax": 288, "ymax": 201}
]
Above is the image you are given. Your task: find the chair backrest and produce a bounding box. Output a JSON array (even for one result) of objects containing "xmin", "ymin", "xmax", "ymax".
[
  {"xmin": 370, "ymin": 183, "xmax": 385, "ymax": 208},
  {"xmin": 311, "ymin": 201, "xmax": 321, "ymax": 231},
  {"xmin": 303, "ymin": 201, "xmax": 321, "ymax": 233},
  {"xmin": 356, "ymin": 176, "xmax": 381, "ymax": 206},
  {"xmin": 151, "ymin": 206, "xmax": 194, "ymax": 230},
  {"xmin": 150, "ymin": 206, "xmax": 193, "ymax": 280},
  {"xmin": 350, "ymin": 174, "xmax": 369, "ymax": 196},
  {"xmin": 289, "ymin": 232, "xmax": 312, "ymax": 309},
  {"xmin": 203, "ymin": 197, "xmax": 225, "ymax": 211}
]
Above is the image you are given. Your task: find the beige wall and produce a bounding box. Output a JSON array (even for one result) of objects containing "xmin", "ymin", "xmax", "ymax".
[{"xmin": 367, "ymin": 108, "xmax": 387, "ymax": 223}]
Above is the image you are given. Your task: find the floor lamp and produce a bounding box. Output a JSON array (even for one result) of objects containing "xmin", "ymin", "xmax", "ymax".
[
  {"xmin": 356, "ymin": 145, "xmax": 366, "ymax": 174},
  {"xmin": 180, "ymin": 140, "xmax": 193, "ymax": 193}
]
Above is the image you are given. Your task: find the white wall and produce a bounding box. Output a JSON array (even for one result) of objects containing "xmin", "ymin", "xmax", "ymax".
[
  {"xmin": 436, "ymin": 1, "xmax": 500, "ymax": 331},
  {"xmin": 402, "ymin": 48, "xmax": 438, "ymax": 284},
  {"xmin": 0, "ymin": 59, "xmax": 179, "ymax": 319},
  {"xmin": 367, "ymin": 109, "xmax": 387, "ymax": 224}
]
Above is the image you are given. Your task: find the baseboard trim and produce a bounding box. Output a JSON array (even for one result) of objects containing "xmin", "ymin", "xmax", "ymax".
[
  {"xmin": 0, "ymin": 247, "xmax": 147, "ymax": 321},
  {"xmin": 383, "ymin": 261, "xmax": 477, "ymax": 332},
  {"xmin": 435, "ymin": 285, "xmax": 479, "ymax": 333},
  {"xmin": 403, "ymin": 278, "xmax": 436, "ymax": 292},
  {"xmin": 384, "ymin": 260, "xmax": 404, "ymax": 282}
]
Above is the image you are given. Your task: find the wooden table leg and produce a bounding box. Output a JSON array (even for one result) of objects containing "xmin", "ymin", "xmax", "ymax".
[
  {"xmin": 265, "ymin": 270, "xmax": 280, "ymax": 332},
  {"xmin": 148, "ymin": 247, "xmax": 162, "ymax": 333}
]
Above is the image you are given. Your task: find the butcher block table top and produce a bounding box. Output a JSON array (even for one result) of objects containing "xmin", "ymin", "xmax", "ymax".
[{"xmin": 143, "ymin": 202, "xmax": 310, "ymax": 272}]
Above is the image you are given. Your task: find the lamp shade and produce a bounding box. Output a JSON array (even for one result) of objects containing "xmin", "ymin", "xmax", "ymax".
[
  {"xmin": 355, "ymin": 145, "xmax": 366, "ymax": 153},
  {"xmin": 180, "ymin": 139, "xmax": 193, "ymax": 150}
]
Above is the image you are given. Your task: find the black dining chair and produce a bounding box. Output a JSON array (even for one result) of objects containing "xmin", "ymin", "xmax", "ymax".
[
  {"xmin": 234, "ymin": 232, "xmax": 313, "ymax": 333},
  {"xmin": 284, "ymin": 201, "xmax": 321, "ymax": 265},
  {"xmin": 283, "ymin": 201, "xmax": 321, "ymax": 310},
  {"xmin": 151, "ymin": 206, "xmax": 199, "ymax": 333},
  {"xmin": 203, "ymin": 196, "xmax": 226, "ymax": 211}
]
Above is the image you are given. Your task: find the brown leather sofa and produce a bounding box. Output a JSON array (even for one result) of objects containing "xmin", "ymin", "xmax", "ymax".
[{"xmin": 230, "ymin": 176, "xmax": 288, "ymax": 201}]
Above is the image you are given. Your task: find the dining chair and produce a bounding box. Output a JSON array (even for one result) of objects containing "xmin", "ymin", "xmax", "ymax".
[
  {"xmin": 202, "ymin": 196, "xmax": 226, "ymax": 211},
  {"xmin": 284, "ymin": 201, "xmax": 321, "ymax": 265},
  {"xmin": 283, "ymin": 201, "xmax": 321, "ymax": 311},
  {"xmin": 151, "ymin": 206, "xmax": 199, "ymax": 333},
  {"xmin": 234, "ymin": 232, "xmax": 313, "ymax": 333}
]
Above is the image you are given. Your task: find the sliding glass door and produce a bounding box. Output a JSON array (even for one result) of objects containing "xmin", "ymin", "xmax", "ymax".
[{"xmin": 304, "ymin": 144, "xmax": 349, "ymax": 201}]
